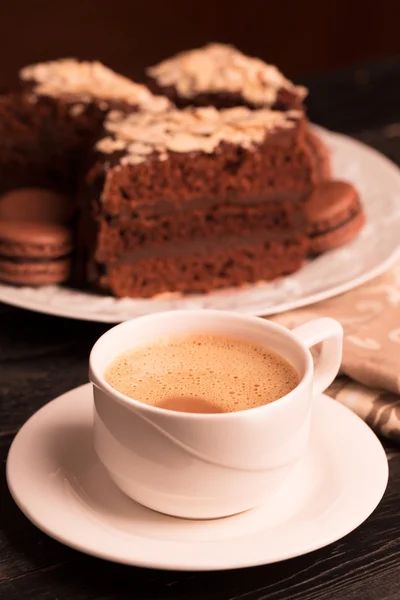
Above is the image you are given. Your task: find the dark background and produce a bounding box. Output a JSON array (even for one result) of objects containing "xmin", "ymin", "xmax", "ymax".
[{"xmin": 1, "ymin": 0, "xmax": 399, "ymax": 88}]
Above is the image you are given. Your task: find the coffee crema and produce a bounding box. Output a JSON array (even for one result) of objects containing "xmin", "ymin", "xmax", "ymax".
[{"xmin": 105, "ymin": 334, "xmax": 299, "ymax": 413}]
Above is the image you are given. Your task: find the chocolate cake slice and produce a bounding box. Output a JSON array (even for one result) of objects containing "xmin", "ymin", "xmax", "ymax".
[
  {"xmin": 0, "ymin": 59, "xmax": 170, "ymax": 197},
  {"xmin": 147, "ymin": 43, "xmax": 307, "ymax": 111},
  {"xmin": 78, "ymin": 105, "xmax": 326, "ymax": 298}
]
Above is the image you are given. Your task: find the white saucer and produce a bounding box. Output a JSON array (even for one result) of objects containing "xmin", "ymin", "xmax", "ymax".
[
  {"xmin": 1, "ymin": 128, "xmax": 400, "ymax": 322},
  {"xmin": 7, "ymin": 383, "xmax": 388, "ymax": 571}
]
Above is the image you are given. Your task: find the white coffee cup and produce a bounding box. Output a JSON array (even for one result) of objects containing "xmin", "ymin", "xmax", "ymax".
[{"xmin": 89, "ymin": 310, "xmax": 342, "ymax": 519}]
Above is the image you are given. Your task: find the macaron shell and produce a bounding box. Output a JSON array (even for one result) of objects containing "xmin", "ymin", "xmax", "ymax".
[
  {"xmin": 308, "ymin": 195, "xmax": 362, "ymax": 235},
  {"xmin": 310, "ymin": 209, "xmax": 365, "ymax": 254},
  {"xmin": 0, "ymin": 257, "xmax": 71, "ymax": 286},
  {"xmin": 305, "ymin": 180, "xmax": 365, "ymax": 254},
  {"xmin": 0, "ymin": 222, "xmax": 73, "ymax": 258},
  {"xmin": 306, "ymin": 181, "xmax": 360, "ymax": 224},
  {"xmin": 0, "ymin": 238, "xmax": 73, "ymax": 259},
  {"xmin": 0, "ymin": 188, "xmax": 74, "ymax": 224}
]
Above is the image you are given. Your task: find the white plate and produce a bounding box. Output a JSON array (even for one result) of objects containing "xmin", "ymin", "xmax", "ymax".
[
  {"xmin": 7, "ymin": 383, "xmax": 388, "ymax": 571},
  {"xmin": 1, "ymin": 128, "xmax": 400, "ymax": 322}
]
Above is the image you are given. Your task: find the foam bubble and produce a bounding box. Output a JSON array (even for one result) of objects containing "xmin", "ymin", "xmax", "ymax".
[{"xmin": 105, "ymin": 334, "xmax": 299, "ymax": 413}]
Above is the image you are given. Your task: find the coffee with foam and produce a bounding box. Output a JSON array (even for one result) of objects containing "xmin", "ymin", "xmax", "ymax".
[{"xmin": 105, "ymin": 334, "xmax": 299, "ymax": 414}]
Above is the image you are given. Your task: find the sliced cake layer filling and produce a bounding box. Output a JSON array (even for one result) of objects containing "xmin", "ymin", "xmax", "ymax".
[
  {"xmin": 93, "ymin": 200, "xmax": 305, "ymax": 261},
  {"xmin": 102, "ymin": 237, "xmax": 308, "ymax": 298}
]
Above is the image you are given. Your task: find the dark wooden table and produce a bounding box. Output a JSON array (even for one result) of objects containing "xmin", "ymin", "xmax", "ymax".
[{"xmin": 1, "ymin": 58, "xmax": 400, "ymax": 600}]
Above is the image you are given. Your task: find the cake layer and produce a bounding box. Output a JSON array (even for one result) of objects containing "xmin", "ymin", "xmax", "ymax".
[
  {"xmin": 147, "ymin": 44, "xmax": 307, "ymax": 110},
  {"xmin": 96, "ymin": 235, "xmax": 308, "ymax": 297},
  {"xmin": 90, "ymin": 106, "xmax": 319, "ymax": 212},
  {"xmin": 94, "ymin": 134, "xmax": 315, "ymax": 215},
  {"xmin": 93, "ymin": 200, "xmax": 306, "ymax": 263},
  {"xmin": 78, "ymin": 105, "xmax": 323, "ymax": 297}
]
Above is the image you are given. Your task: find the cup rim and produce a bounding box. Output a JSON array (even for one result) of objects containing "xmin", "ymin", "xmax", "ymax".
[{"xmin": 89, "ymin": 309, "xmax": 314, "ymax": 419}]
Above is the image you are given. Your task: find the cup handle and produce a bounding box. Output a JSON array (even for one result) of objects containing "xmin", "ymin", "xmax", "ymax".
[{"xmin": 291, "ymin": 318, "xmax": 343, "ymax": 396}]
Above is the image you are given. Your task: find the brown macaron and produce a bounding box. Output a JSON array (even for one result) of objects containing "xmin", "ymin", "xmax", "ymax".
[
  {"xmin": 0, "ymin": 188, "xmax": 74, "ymax": 224},
  {"xmin": 0, "ymin": 221, "xmax": 73, "ymax": 285},
  {"xmin": 305, "ymin": 180, "xmax": 365, "ymax": 254}
]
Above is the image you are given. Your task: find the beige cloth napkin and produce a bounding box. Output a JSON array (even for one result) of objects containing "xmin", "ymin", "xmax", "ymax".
[{"xmin": 270, "ymin": 261, "xmax": 400, "ymax": 443}]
